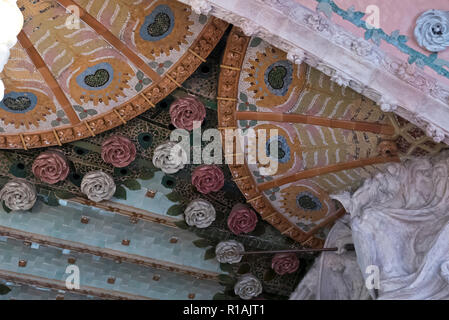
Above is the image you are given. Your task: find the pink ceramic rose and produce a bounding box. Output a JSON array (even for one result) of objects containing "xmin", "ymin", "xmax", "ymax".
[
  {"xmin": 101, "ymin": 135, "xmax": 136, "ymax": 168},
  {"xmin": 191, "ymin": 165, "xmax": 224, "ymax": 194},
  {"xmin": 227, "ymin": 204, "xmax": 258, "ymax": 235},
  {"xmin": 271, "ymin": 253, "xmax": 300, "ymax": 275},
  {"xmin": 169, "ymin": 96, "xmax": 206, "ymax": 131},
  {"xmin": 32, "ymin": 150, "xmax": 69, "ymax": 184}
]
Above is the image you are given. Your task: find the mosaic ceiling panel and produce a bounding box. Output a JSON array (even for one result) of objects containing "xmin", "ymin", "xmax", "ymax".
[
  {"xmin": 218, "ymin": 27, "xmax": 448, "ymax": 245},
  {"xmin": 0, "ymin": 0, "xmax": 227, "ymax": 148}
]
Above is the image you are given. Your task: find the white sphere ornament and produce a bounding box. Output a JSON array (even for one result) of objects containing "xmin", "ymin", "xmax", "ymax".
[
  {"xmin": 0, "ymin": 1, "xmax": 24, "ymax": 100},
  {"xmin": 0, "ymin": 179, "xmax": 37, "ymax": 211},
  {"xmin": 0, "ymin": 1, "xmax": 24, "ymax": 47},
  {"xmin": 81, "ymin": 171, "xmax": 116, "ymax": 202}
]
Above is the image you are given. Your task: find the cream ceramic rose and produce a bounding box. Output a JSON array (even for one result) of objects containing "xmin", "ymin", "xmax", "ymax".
[
  {"xmin": 81, "ymin": 171, "xmax": 116, "ymax": 202},
  {"xmin": 184, "ymin": 199, "xmax": 216, "ymax": 228},
  {"xmin": 215, "ymin": 240, "xmax": 245, "ymax": 264},
  {"xmin": 234, "ymin": 274, "xmax": 263, "ymax": 300},
  {"xmin": 0, "ymin": 179, "xmax": 37, "ymax": 211}
]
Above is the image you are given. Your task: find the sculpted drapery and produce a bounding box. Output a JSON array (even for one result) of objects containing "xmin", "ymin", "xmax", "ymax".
[{"xmin": 332, "ymin": 152, "xmax": 449, "ymax": 299}]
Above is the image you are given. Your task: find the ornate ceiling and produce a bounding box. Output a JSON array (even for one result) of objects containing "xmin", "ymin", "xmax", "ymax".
[
  {"xmin": 0, "ymin": 0, "xmax": 448, "ymax": 301},
  {"xmin": 0, "ymin": 0, "xmax": 227, "ymax": 148},
  {"xmin": 218, "ymin": 27, "xmax": 447, "ymax": 245}
]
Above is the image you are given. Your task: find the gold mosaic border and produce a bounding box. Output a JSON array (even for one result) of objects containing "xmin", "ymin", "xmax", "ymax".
[
  {"xmin": 217, "ymin": 27, "xmax": 325, "ymax": 248},
  {"xmin": 0, "ymin": 17, "xmax": 229, "ymax": 150}
]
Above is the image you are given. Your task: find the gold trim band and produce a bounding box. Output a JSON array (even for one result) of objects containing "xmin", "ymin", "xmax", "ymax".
[
  {"xmin": 140, "ymin": 93, "xmax": 155, "ymax": 107},
  {"xmin": 84, "ymin": 121, "xmax": 95, "ymax": 137},
  {"xmin": 217, "ymin": 97, "xmax": 237, "ymax": 102},
  {"xmin": 165, "ymin": 74, "xmax": 182, "ymax": 87},
  {"xmin": 220, "ymin": 64, "xmax": 241, "ymax": 71},
  {"xmin": 188, "ymin": 49, "xmax": 206, "ymax": 63},
  {"xmin": 52, "ymin": 129, "xmax": 62, "ymax": 146},
  {"xmin": 113, "ymin": 109, "xmax": 126, "ymax": 124},
  {"xmin": 19, "ymin": 134, "xmax": 27, "ymax": 150}
]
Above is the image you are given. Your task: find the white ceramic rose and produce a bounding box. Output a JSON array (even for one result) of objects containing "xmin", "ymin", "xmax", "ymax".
[
  {"xmin": 152, "ymin": 141, "xmax": 187, "ymax": 174},
  {"xmin": 234, "ymin": 274, "xmax": 263, "ymax": 300},
  {"xmin": 215, "ymin": 240, "xmax": 245, "ymax": 264},
  {"xmin": 0, "ymin": 179, "xmax": 37, "ymax": 211},
  {"xmin": 415, "ymin": 10, "xmax": 449, "ymax": 52},
  {"xmin": 81, "ymin": 171, "xmax": 116, "ymax": 202},
  {"xmin": 184, "ymin": 199, "xmax": 216, "ymax": 228}
]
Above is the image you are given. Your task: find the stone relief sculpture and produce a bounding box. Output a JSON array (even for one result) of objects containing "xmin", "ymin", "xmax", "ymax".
[
  {"xmin": 293, "ymin": 152, "xmax": 449, "ymax": 299},
  {"xmin": 290, "ymin": 216, "xmax": 370, "ymax": 300},
  {"xmin": 331, "ymin": 151, "xmax": 449, "ymax": 299}
]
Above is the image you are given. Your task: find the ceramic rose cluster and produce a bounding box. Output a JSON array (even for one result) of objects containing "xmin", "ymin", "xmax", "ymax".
[
  {"xmin": 234, "ymin": 274, "xmax": 263, "ymax": 300},
  {"xmin": 184, "ymin": 198, "xmax": 216, "ymax": 228},
  {"xmin": 191, "ymin": 165, "xmax": 224, "ymax": 194},
  {"xmin": 101, "ymin": 135, "xmax": 136, "ymax": 168},
  {"xmin": 152, "ymin": 141, "xmax": 187, "ymax": 174},
  {"xmin": 169, "ymin": 96, "xmax": 206, "ymax": 131},
  {"xmin": 81, "ymin": 171, "xmax": 116, "ymax": 202},
  {"xmin": 271, "ymin": 253, "xmax": 300, "ymax": 275},
  {"xmin": 227, "ymin": 203, "xmax": 258, "ymax": 235},
  {"xmin": 32, "ymin": 150, "xmax": 70, "ymax": 185},
  {"xmin": 0, "ymin": 179, "xmax": 37, "ymax": 211}
]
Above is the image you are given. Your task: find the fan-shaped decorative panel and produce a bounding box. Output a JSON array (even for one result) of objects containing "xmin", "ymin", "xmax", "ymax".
[
  {"xmin": 0, "ymin": 0, "xmax": 227, "ymax": 149},
  {"xmin": 218, "ymin": 27, "xmax": 447, "ymax": 247}
]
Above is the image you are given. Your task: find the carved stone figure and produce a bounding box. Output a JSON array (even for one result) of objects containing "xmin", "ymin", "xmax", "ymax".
[
  {"xmin": 332, "ymin": 151, "xmax": 449, "ymax": 299},
  {"xmin": 290, "ymin": 216, "xmax": 370, "ymax": 300}
]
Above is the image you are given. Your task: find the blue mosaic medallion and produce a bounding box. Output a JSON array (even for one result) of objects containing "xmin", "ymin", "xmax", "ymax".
[
  {"xmin": 76, "ymin": 62, "xmax": 114, "ymax": 91},
  {"xmin": 296, "ymin": 191, "xmax": 322, "ymax": 211},
  {"xmin": 140, "ymin": 5, "xmax": 175, "ymax": 42},
  {"xmin": 266, "ymin": 135, "xmax": 291, "ymax": 163},
  {"xmin": 264, "ymin": 60, "xmax": 293, "ymax": 96},
  {"xmin": 0, "ymin": 91, "xmax": 38, "ymax": 113}
]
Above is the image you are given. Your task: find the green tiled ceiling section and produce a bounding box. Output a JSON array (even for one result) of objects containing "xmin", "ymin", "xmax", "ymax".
[
  {"xmin": 0, "ymin": 237, "xmax": 222, "ymax": 300},
  {"xmin": 0, "ymin": 280, "xmax": 97, "ymax": 300},
  {"xmin": 0, "ymin": 199, "xmax": 220, "ymax": 274}
]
